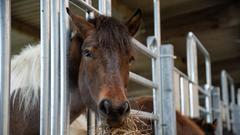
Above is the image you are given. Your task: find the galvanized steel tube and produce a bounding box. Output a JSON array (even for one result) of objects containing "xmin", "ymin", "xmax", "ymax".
[
  {"xmin": 129, "ymin": 72, "xmax": 158, "ymax": 89},
  {"xmin": 0, "ymin": 0, "xmax": 11, "ymax": 134},
  {"xmin": 159, "ymin": 45, "xmax": 176, "ymax": 135},
  {"xmin": 98, "ymin": 0, "xmax": 111, "ymax": 16},
  {"xmin": 40, "ymin": 0, "xmax": 51, "ymax": 134},
  {"xmin": 70, "ymin": 0, "xmax": 101, "ymax": 14},
  {"xmin": 131, "ymin": 110, "xmax": 158, "ymax": 120},
  {"xmin": 187, "ymin": 32, "xmax": 212, "ymax": 121},
  {"xmin": 50, "ymin": 0, "xmax": 60, "ymax": 134},
  {"xmin": 221, "ymin": 70, "xmax": 235, "ymax": 130},
  {"xmin": 59, "ymin": 0, "xmax": 70, "ymax": 135},
  {"xmin": 152, "ymin": 0, "xmax": 162, "ymax": 134}
]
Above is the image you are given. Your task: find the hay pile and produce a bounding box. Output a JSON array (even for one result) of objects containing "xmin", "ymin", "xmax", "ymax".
[{"xmin": 97, "ymin": 114, "xmax": 152, "ymax": 135}]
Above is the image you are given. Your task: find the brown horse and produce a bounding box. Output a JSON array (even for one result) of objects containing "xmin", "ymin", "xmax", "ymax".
[
  {"xmin": 129, "ymin": 96, "xmax": 205, "ymax": 135},
  {"xmin": 191, "ymin": 118, "xmax": 217, "ymax": 135},
  {"xmin": 10, "ymin": 8, "xmax": 142, "ymax": 135}
]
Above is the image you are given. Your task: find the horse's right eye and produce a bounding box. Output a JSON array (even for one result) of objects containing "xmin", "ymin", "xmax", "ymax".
[{"xmin": 82, "ymin": 49, "xmax": 93, "ymax": 57}]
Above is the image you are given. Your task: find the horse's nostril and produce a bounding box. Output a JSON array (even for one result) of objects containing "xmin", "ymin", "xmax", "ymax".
[
  {"xmin": 99, "ymin": 99, "xmax": 112, "ymax": 115},
  {"xmin": 121, "ymin": 101, "xmax": 130, "ymax": 115}
]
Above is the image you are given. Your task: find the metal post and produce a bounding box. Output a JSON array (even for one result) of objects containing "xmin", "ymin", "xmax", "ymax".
[
  {"xmin": 59, "ymin": 0, "xmax": 70, "ymax": 134},
  {"xmin": 160, "ymin": 45, "xmax": 177, "ymax": 135},
  {"xmin": 221, "ymin": 70, "xmax": 232, "ymax": 130},
  {"xmin": 40, "ymin": 0, "xmax": 51, "ymax": 134},
  {"xmin": 98, "ymin": 0, "xmax": 111, "ymax": 16},
  {"xmin": 232, "ymin": 105, "xmax": 240, "ymax": 135},
  {"xmin": 0, "ymin": 0, "xmax": 11, "ymax": 135},
  {"xmin": 211, "ymin": 87, "xmax": 223, "ymax": 135},
  {"xmin": 152, "ymin": 0, "xmax": 163, "ymax": 134},
  {"xmin": 50, "ymin": 0, "xmax": 60, "ymax": 134}
]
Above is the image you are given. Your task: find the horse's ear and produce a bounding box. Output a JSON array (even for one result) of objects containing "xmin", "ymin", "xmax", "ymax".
[
  {"xmin": 212, "ymin": 119, "xmax": 218, "ymax": 129},
  {"xmin": 66, "ymin": 8, "xmax": 94, "ymax": 38},
  {"xmin": 125, "ymin": 9, "xmax": 142, "ymax": 36},
  {"xmin": 200, "ymin": 118, "xmax": 206, "ymax": 126}
]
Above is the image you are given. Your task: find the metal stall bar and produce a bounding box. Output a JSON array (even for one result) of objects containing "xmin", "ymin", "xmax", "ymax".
[
  {"xmin": 81, "ymin": 1, "xmax": 97, "ymax": 135},
  {"xmin": 50, "ymin": 0, "xmax": 61, "ymax": 134},
  {"xmin": 221, "ymin": 70, "xmax": 235, "ymax": 131},
  {"xmin": 40, "ymin": 0, "xmax": 51, "ymax": 134},
  {"xmin": 129, "ymin": 72, "xmax": 158, "ymax": 89},
  {"xmin": 211, "ymin": 87, "xmax": 223, "ymax": 135},
  {"xmin": 99, "ymin": 0, "xmax": 111, "ymax": 16},
  {"xmin": 132, "ymin": 38, "xmax": 157, "ymax": 59},
  {"xmin": 131, "ymin": 109, "xmax": 158, "ymax": 120},
  {"xmin": 70, "ymin": 0, "xmax": 101, "ymax": 14},
  {"xmin": 160, "ymin": 45, "xmax": 176, "ymax": 135},
  {"xmin": 151, "ymin": 0, "xmax": 163, "ymax": 134},
  {"xmin": 187, "ymin": 32, "xmax": 212, "ymax": 122},
  {"xmin": 0, "ymin": 0, "xmax": 11, "ymax": 135},
  {"xmin": 59, "ymin": 0, "xmax": 70, "ymax": 134}
]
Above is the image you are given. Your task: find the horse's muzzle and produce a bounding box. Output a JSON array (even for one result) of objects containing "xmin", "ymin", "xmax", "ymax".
[{"xmin": 98, "ymin": 99, "xmax": 130, "ymax": 127}]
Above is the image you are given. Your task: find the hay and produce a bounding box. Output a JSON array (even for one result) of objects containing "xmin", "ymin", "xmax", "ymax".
[{"xmin": 97, "ymin": 114, "xmax": 152, "ymax": 135}]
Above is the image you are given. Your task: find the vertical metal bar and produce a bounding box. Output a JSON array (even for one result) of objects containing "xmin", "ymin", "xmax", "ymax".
[
  {"xmin": 186, "ymin": 32, "xmax": 200, "ymax": 118},
  {"xmin": 211, "ymin": 87, "xmax": 223, "ymax": 135},
  {"xmin": 50, "ymin": 0, "xmax": 60, "ymax": 134},
  {"xmin": 160, "ymin": 45, "xmax": 176, "ymax": 135},
  {"xmin": 173, "ymin": 71, "xmax": 181, "ymax": 111},
  {"xmin": 152, "ymin": 0, "xmax": 163, "ymax": 134},
  {"xmin": 59, "ymin": 0, "xmax": 70, "ymax": 134},
  {"xmin": 187, "ymin": 33, "xmax": 198, "ymax": 83},
  {"xmin": 87, "ymin": 110, "xmax": 96, "ymax": 135},
  {"xmin": 85, "ymin": 1, "xmax": 96, "ymax": 135},
  {"xmin": 238, "ymin": 89, "xmax": 240, "ymax": 105},
  {"xmin": 230, "ymin": 84, "xmax": 235, "ymax": 105},
  {"xmin": 98, "ymin": 0, "xmax": 111, "ymax": 16},
  {"xmin": 232, "ymin": 105, "xmax": 240, "ymax": 135},
  {"xmin": 204, "ymin": 84, "xmax": 212, "ymax": 123},
  {"xmin": 85, "ymin": 0, "xmax": 93, "ymax": 19},
  {"xmin": 0, "ymin": 0, "xmax": 10, "ymax": 134},
  {"xmin": 221, "ymin": 70, "xmax": 231, "ymax": 130},
  {"xmin": 180, "ymin": 77, "xmax": 185, "ymax": 115},
  {"xmin": 40, "ymin": 0, "xmax": 51, "ymax": 134}
]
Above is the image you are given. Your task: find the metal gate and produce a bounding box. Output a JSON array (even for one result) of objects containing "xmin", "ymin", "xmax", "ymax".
[
  {"xmin": 1, "ymin": 0, "xmax": 240, "ymax": 135},
  {"xmin": 221, "ymin": 70, "xmax": 240, "ymax": 135}
]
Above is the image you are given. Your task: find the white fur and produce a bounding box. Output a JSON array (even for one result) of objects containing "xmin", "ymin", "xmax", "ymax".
[
  {"xmin": 11, "ymin": 44, "xmax": 41, "ymax": 111},
  {"xmin": 11, "ymin": 44, "xmax": 88, "ymax": 134},
  {"xmin": 70, "ymin": 114, "xmax": 87, "ymax": 135}
]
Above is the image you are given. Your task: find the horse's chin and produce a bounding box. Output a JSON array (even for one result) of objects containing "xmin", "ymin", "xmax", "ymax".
[{"xmin": 99, "ymin": 114, "xmax": 126, "ymax": 128}]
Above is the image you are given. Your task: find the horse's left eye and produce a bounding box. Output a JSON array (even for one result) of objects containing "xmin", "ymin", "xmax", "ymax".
[{"xmin": 82, "ymin": 49, "xmax": 93, "ymax": 57}]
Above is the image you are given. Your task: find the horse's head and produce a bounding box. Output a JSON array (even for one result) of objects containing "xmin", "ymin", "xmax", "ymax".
[{"xmin": 67, "ymin": 8, "xmax": 142, "ymax": 127}]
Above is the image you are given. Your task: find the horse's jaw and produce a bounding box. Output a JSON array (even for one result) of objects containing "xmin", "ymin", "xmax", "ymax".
[{"xmin": 69, "ymin": 87, "xmax": 86, "ymax": 123}]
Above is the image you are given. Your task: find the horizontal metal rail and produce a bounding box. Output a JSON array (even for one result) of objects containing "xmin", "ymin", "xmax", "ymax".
[
  {"xmin": 199, "ymin": 106, "xmax": 208, "ymax": 113},
  {"xmin": 174, "ymin": 67, "xmax": 209, "ymax": 96},
  {"xmin": 129, "ymin": 72, "xmax": 158, "ymax": 89},
  {"xmin": 70, "ymin": 0, "xmax": 101, "ymax": 14},
  {"xmin": 131, "ymin": 38, "xmax": 157, "ymax": 59},
  {"xmin": 131, "ymin": 109, "xmax": 158, "ymax": 120},
  {"xmin": 197, "ymin": 85, "xmax": 210, "ymax": 96}
]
